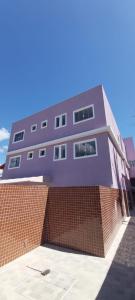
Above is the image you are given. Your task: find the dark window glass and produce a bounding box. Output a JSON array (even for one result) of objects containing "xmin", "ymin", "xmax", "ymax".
[
  {"xmin": 74, "ymin": 107, "xmax": 93, "ymax": 123},
  {"xmin": 75, "ymin": 141, "xmax": 96, "ymax": 158},
  {"xmin": 40, "ymin": 150, "xmax": 46, "ymax": 157},
  {"xmin": 56, "ymin": 117, "xmax": 60, "ymax": 128},
  {"xmin": 28, "ymin": 152, "xmax": 33, "ymax": 159},
  {"xmin": 55, "ymin": 147, "xmax": 59, "ymax": 159},
  {"xmin": 14, "ymin": 131, "xmax": 24, "ymax": 142},
  {"xmin": 61, "ymin": 145, "xmax": 66, "ymax": 158},
  {"xmin": 10, "ymin": 157, "xmax": 20, "ymax": 168},
  {"xmin": 31, "ymin": 125, "xmax": 37, "ymax": 131},
  {"xmin": 42, "ymin": 121, "xmax": 47, "ymax": 128},
  {"xmin": 55, "ymin": 114, "xmax": 66, "ymax": 128},
  {"xmin": 62, "ymin": 115, "xmax": 66, "ymax": 126}
]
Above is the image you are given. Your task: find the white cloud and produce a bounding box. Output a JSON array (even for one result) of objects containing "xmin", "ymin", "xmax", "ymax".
[
  {"xmin": 3, "ymin": 145, "xmax": 8, "ymax": 150},
  {"xmin": 0, "ymin": 128, "xmax": 10, "ymax": 142},
  {"xmin": 0, "ymin": 145, "xmax": 8, "ymax": 153}
]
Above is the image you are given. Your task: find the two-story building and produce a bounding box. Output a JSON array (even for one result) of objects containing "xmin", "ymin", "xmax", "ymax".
[
  {"xmin": 124, "ymin": 137, "xmax": 135, "ymax": 179},
  {"xmin": 3, "ymin": 85, "xmax": 130, "ymax": 192},
  {"xmin": 124, "ymin": 137, "xmax": 135, "ymax": 199}
]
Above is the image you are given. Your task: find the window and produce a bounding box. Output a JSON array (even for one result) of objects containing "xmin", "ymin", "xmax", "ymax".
[
  {"xmin": 27, "ymin": 151, "xmax": 33, "ymax": 160},
  {"xmin": 73, "ymin": 105, "xmax": 94, "ymax": 124},
  {"xmin": 56, "ymin": 117, "xmax": 60, "ymax": 128},
  {"xmin": 129, "ymin": 160, "xmax": 135, "ymax": 167},
  {"xmin": 8, "ymin": 156, "xmax": 21, "ymax": 169},
  {"xmin": 31, "ymin": 124, "xmax": 37, "ymax": 132},
  {"xmin": 13, "ymin": 130, "xmax": 25, "ymax": 143},
  {"xmin": 54, "ymin": 144, "xmax": 67, "ymax": 161},
  {"xmin": 39, "ymin": 148, "xmax": 46, "ymax": 158},
  {"xmin": 55, "ymin": 114, "xmax": 67, "ymax": 129},
  {"xmin": 41, "ymin": 120, "xmax": 48, "ymax": 129},
  {"xmin": 62, "ymin": 114, "xmax": 66, "ymax": 126},
  {"xmin": 74, "ymin": 139, "xmax": 97, "ymax": 159}
]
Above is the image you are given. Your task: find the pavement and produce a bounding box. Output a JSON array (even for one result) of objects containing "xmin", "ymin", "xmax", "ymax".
[
  {"xmin": 97, "ymin": 210, "xmax": 135, "ymax": 300},
  {"xmin": 0, "ymin": 214, "xmax": 133, "ymax": 300}
]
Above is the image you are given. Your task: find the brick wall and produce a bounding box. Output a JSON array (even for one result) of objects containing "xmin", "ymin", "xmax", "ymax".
[
  {"xmin": 44, "ymin": 187, "xmax": 104, "ymax": 257},
  {"xmin": 0, "ymin": 184, "xmax": 48, "ymax": 267},
  {"xmin": 100, "ymin": 187, "xmax": 124, "ymax": 255},
  {"xmin": 44, "ymin": 186, "xmax": 126, "ymax": 257},
  {"xmin": 0, "ymin": 184, "xmax": 128, "ymax": 267}
]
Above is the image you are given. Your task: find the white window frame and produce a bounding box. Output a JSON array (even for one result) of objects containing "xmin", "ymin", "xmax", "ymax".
[
  {"xmin": 31, "ymin": 124, "xmax": 37, "ymax": 132},
  {"xmin": 13, "ymin": 130, "xmax": 25, "ymax": 144},
  {"xmin": 53, "ymin": 144, "xmax": 67, "ymax": 161},
  {"xmin": 73, "ymin": 138, "xmax": 98, "ymax": 159},
  {"xmin": 41, "ymin": 120, "xmax": 48, "ymax": 129},
  {"xmin": 73, "ymin": 104, "xmax": 95, "ymax": 125},
  {"xmin": 8, "ymin": 155, "xmax": 21, "ymax": 169},
  {"xmin": 27, "ymin": 151, "xmax": 34, "ymax": 160},
  {"xmin": 54, "ymin": 113, "xmax": 67, "ymax": 129},
  {"xmin": 39, "ymin": 148, "xmax": 46, "ymax": 158}
]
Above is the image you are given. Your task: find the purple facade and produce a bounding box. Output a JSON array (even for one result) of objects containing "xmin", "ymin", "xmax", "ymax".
[
  {"xmin": 124, "ymin": 137, "xmax": 135, "ymax": 178},
  {"xmin": 3, "ymin": 85, "xmax": 130, "ymax": 188}
]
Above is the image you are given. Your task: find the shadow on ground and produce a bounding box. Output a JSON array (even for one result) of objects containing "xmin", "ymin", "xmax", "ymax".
[
  {"xmin": 42, "ymin": 242, "xmax": 97, "ymax": 257},
  {"xmin": 96, "ymin": 213, "xmax": 135, "ymax": 300}
]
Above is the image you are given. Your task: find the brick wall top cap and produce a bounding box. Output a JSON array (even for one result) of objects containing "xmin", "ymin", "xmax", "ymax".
[{"xmin": 0, "ymin": 176, "xmax": 44, "ymax": 185}]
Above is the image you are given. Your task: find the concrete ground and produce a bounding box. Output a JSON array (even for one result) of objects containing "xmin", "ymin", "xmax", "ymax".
[
  {"xmin": 0, "ymin": 216, "xmax": 132, "ymax": 300},
  {"xmin": 97, "ymin": 211, "xmax": 135, "ymax": 300}
]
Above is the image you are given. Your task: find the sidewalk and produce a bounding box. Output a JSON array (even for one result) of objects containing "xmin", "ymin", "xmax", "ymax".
[
  {"xmin": 96, "ymin": 209, "xmax": 135, "ymax": 300},
  {"xmin": 0, "ymin": 215, "xmax": 131, "ymax": 300}
]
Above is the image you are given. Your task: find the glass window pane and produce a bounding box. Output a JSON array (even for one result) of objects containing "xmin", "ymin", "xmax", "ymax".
[
  {"xmin": 87, "ymin": 141, "xmax": 96, "ymax": 155},
  {"xmin": 75, "ymin": 144, "xmax": 82, "ymax": 157},
  {"xmin": 55, "ymin": 147, "xmax": 59, "ymax": 159},
  {"xmin": 62, "ymin": 115, "xmax": 66, "ymax": 126},
  {"xmin": 15, "ymin": 157, "xmax": 20, "ymax": 166},
  {"xmin": 10, "ymin": 158, "xmax": 15, "ymax": 167},
  {"xmin": 61, "ymin": 145, "xmax": 66, "ymax": 158},
  {"xmin": 40, "ymin": 150, "xmax": 46, "ymax": 156},
  {"xmin": 42, "ymin": 121, "xmax": 47, "ymax": 128},
  {"xmin": 56, "ymin": 117, "xmax": 60, "ymax": 128},
  {"xmin": 10, "ymin": 157, "xmax": 20, "ymax": 168},
  {"xmin": 28, "ymin": 152, "xmax": 33, "ymax": 159},
  {"xmin": 75, "ymin": 141, "xmax": 96, "ymax": 157},
  {"xmin": 14, "ymin": 131, "xmax": 24, "ymax": 142},
  {"xmin": 31, "ymin": 125, "xmax": 37, "ymax": 131},
  {"xmin": 75, "ymin": 107, "xmax": 93, "ymax": 123}
]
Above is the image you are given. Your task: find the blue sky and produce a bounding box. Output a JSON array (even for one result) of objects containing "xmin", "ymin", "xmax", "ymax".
[{"xmin": 0, "ymin": 0, "xmax": 135, "ymax": 163}]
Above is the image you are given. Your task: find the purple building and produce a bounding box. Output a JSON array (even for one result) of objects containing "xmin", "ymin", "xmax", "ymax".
[
  {"xmin": 3, "ymin": 85, "xmax": 130, "ymax": 190},
  {"xmin": 123, "ymin": 137, "xmax": 135, "ymax": 179}
]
